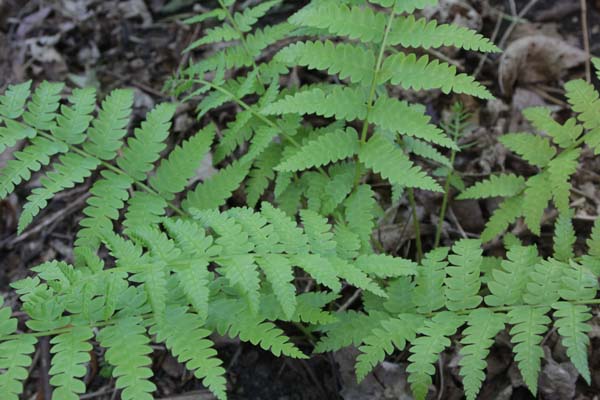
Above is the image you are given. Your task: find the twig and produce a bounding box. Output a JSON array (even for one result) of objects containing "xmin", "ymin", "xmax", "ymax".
[
  {"xmin": 497, "ymin": 0, "xmax": 542, "ymax": 50},
  {"xmin": 39, "ymin": 337, "xmax": 52, "ymax": 400},
  {"xmin": 338, "ymin": 289, "xmax": 362, "ymax": 312},
  {"xmin": 581, "ymin": 0, "xmax": 592, "ymax": 83},
  {"xmin": 474, "ymin": 9, "xmax": 503, "ymax": 78}
]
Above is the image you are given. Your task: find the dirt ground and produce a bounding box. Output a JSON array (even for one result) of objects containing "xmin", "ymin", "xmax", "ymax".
[{"xmin": 1, "ymin": 0, "xmax": 600, "ymax": 399}]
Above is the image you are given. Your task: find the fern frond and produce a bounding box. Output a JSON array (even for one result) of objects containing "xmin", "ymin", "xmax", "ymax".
[
  {"xmin": 445, "ymin": 239, "xmax": 482, "ymax": 311},
  {"xmin": 52, "ymin": 87, "xmax": 96, "ymax": 144},
  {"xmin": 116, "ymin": 103, "xmax": 175, "ymax": 180},
  {"xmin": 507, "ymin": 306, "xmax": 550, "ymax": 395},
  {"xmin": 407, "ymin": 312, "xmax": 464, "ymax": 400},
  {"xmin": 262, "ymin": 85, "xmax": 368, "ymax": 122},
  {"xmin": 49, "ymin": 326, "xmax": 93, "ymax": 400},
  {"xmin": 289, "ymin": 2, "xmax": 386, "ymax": 44},
  {"xmin": 355, "ymin": 254, "xmax": 418, "ymax": 278},
  {"xmin": 0, "ymin": 137, "xmax": 68, "ymax": 199},
  {"xmin": 553, "ymin": 211, "xmax": 575, "ymax": 262},
  {"xmin": 276, "ymin": 128, "xmax": 359, "ymax": 172},
  {"xmin": 97, "ymin": 317, "xmax": 155, "ymax": 400},
  {"xmin": 257, "ymin": 254, "xmax": 296, "ymax": 319},
  {"xmin": 76, "ymin": 171, "xmax": 133, "ymax": 249},
  {"xmin": 413, "ymin": 247, "xmax": 448, "ymax": 314},
  {"xmin": 522, "ymin": 107, "xmax": 581, "ymax": 149},
  {"xmin": 359, "ymin": 133, "xmax": 442, "ymax": 191},
  {"xmin": 356, "ymin": 314, "xmax": 423, "ymax": 381},
  {"xmin": 369, "ymin": 0, "xmax": 438, "ymax": 13},
  {"xmin": 246, "ymin": 144, "xmax": 281, "ymax": 207},
  {"xmin": 150, "ymin": 125, "xmax": 215, "ymax": 200},
  {"xmin": 18, "ymin": 152, "xmax": 100, "ymax": 233},
  {"xmin": 458, "ymin": 174, "xmax": 526, "ymax": 200},
  {"xmin": 0, "ymin": 81, "xmax": 31, "ymax": 119},
  {"xmin": 552, "ymin": 302, "xmax": 592, "ymax": 384},
  {"xmin": 82, "ymin": 89, "xmax": 134, "ymax": 160},
  {"xmin": 547, "ymin": 148, "xmax": 580, "ymax": 213},
  {"xmin": 524, "ymin": 259, "xmax": 565, "ymax": 305},
  {"xmin": 370, "ymin": 95, "xmax": 455, "ymax": 149},
  {"xmin": 481, "ymin": 196, "xmax": 522, "ymax": 242},
  {"xmin": 183, "ymin": 160, "xmax": 250, "ymax": 211},
  {"xmin": 389, "ymin": 16, "xmax": 500, "ymax": 52},
  {"xmin": 565, "ymin": 79, "xmax": 600, "ymax": 153},
  {"xmin": 459, "ymin": 309, "xmax": 506, "ymax": 400},
  {"xmin": 522, "ymin": 174, "xmax": 552, "ymax": 236},
  {"xmin": 151, "ymin": 308, "xmax": 227, "ymax": 399},
  {"xmin": 379, "ymin": 53, "xmax": 492, "ymax": 99},
  {"xmin": 485, "ymin": 244, "xmax": 539, "ymax": 306},
  {"xmin": 233, "ymin": 0, "xmax": 281, "ymax": 32},
  {"xmin": 344, "ymin": 185, "xmax": 377, "ymax": 251},
  {"xmin": 276, "ymin": 40, "xmax": 375, "ymax": 85},
  {"xmin": 0, "ymin": 119, "xmax": 36, "ymax": 153},
  {"xmin": 0, "ymin": 335, "xmax": 37, "ymax": 400},
  {"xmin": 22, "ymin": 81, "xmax": 63, "ymax": 130},
  {"xmin": 499, "ymin": 133, "xmax": 556, "ymax": 168}
]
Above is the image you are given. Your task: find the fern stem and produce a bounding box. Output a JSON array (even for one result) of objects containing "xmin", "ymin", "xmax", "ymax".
[
  {"xmin": 36, "ymin": 132, "xmax": 186, "ymax": 217},
  {"xmin": 217, "ymin": 0, "xmax": 264, "ymax": 85},
  {"xmin": 434, "ymin": 112, "xmax": 461, "ymax": 248},
  {"xmin": 408, "ymin": 187, "xmax": 423, "ymax": 262},
  {"xmin": 353, "ymin": 9, "xmax": 397, "ymax": 189}
]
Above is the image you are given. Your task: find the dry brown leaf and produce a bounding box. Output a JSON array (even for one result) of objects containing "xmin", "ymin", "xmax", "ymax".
[{"xmin": 499, "ymin": 35, "xmax": 587, "ymax": 96}]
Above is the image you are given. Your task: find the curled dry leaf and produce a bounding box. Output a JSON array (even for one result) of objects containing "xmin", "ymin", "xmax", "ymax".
[{"xmin": 499, "ymin": 35, "xmax": 587, "ymax": 96}]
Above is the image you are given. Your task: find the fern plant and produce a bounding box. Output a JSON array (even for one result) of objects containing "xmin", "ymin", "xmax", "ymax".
[
  {"xmin": 0, "ymin": 80, "xmax": 416, "ymax": 399},
  {"xmin": 459, "ymin": 58, "xmax": 600, "ymax": 241},
  {"xmin": 174, "ymin": 0, "xmax": 499, "ymax": 229}
]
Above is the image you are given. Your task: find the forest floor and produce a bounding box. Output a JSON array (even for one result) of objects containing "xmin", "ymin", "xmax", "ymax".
[{"xmin": 1, "ymin": 0, "xmax": 600, "ymax": 399}]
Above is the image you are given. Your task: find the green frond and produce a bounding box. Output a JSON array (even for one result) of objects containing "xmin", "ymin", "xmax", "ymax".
[
  {"xmin": 18, "ymin": 152, "xmax": 100, "ymax": 233},
  {"xmin": 0, "ymin": 137, "xmax": 68, "ymax": 199},
  {"xmin": 344, "ymin": 185, "xmax": 377, "ymax": 251},
  {"xmin": 117, "ymin": 103, "xmax": 176, "ymax": 181},
  {"xmin": 246, "ymin": 144, "xmax": 281, "ymax": 207},
  {"xmin": 359, "ymin": 133, "xmax": 442, "ymax": 191},
  {"xmin": 552, "ymin": 302, "xmax": 592, "ymax": 384},
  {"xmin": 289, "ymin": 2, "xmax": 386, "ymax": 44},
  {"xmin": 370, "ymin": 95, "xmax": 455, "ymax": 149},
  {"xmin": 257, "ymin": 254, "xmax": 296, "ymax": 319},
  {"xmin": 0, "ymin": 335, "xmax": 37, "ymax": 400},
  {"xmin": 404, "ymin": 137, "xmax": 451, "ymax": 167},
  {"xmin": 379, "ymin": 53, "xmax": 493, "ymax": 99},
  {"xmin": 97, "ymin": 317, "xmax": 155, "ymax": 400},
  {"xmin": 300, "ymin": 209, "xmax": 337, "ymax": 256},
  {"xmin": 186, "ymin": 24, "xmax": 241, "ymax": 51},
  {"xmin": 208, "ymin": 299, "xmax": 306, "ymax": 358},
  {"xmin": 292, "ymin": 254, "xmax": 341, "ymax": 292},
  {"xmin": 123, "ymin": 192, "xmax": 168, "ymax": 230},
  {"xmin": 389, "ymin": 16, "xmax": 500, "ymax": 52},
  {"xmin": 49, "ymin": 326, "xmax": 94, "ymax": 400},
  {"xmin": 76, "ymin": 171, "xmax": 133, "ymax": 249},
  {"xmin": 315, "ymin": 311, "xmax": 385, "ymax": 353},
  {"xmin": 553, "ymin": 211, "xmax": 575, "ymax": 262},
  {"xmin": 547, "ymin": 148, "xmax": 580, "ymax": 213},
  {"xmin": 151, "ymin": 308, "xmax": 227, "ymax": 400},
  {"xmin": 459, "ymin": 309, "xmax": 506, "ymax": 400},
  {"xmin": 183, "ymin": 160, "xmax": 250, "ymax": 211},
  {"xmin": 276, "ymin": 128, "xmax": 359, "ymax": 172},
  {"xmin": 0, "ymin": 81, "xmax": 31, "ymax": 119},
  {"xmin": 407, "ymin": 312, "xmax": 464, "ymax": 400},
  {"xmin": 276, "ymin": 40, "xmax": 375, "ymax": 85},
  {"xmin": 355, "ymin": 254, "xmax": 418, "ymax": 278},
  {"xmin": 261, "ymin": 85, "xmax": 368, "ymax": 122},
  {"xmin": 369, "ymin": 0, "xmax": 438, "ymax": 13},
  {"xmin": 260, "ymin": 202, "xmax": 310, "ymax": 254},
  {"xmin": 587, "ymin": 217, "xmax": 600, "ymax": 260},
  {"xmin": 500, "ymin": 133, "xmax": 556, "ymax": 168},
  {"xmin": 522, "ymin": 174, "xmax": 553, "ymax": 236},
  {"xmin": 83, "ymin": 89, "xmax": 134, "ymax": 160},
  {"xmin": 52, "ymin": 87, "xmax": 96, "ymax": 144},
  {"xmin": 22, "ymin": 81, "xmax": 63, "ymax": 130},
  {"xmin": 213, "ymin": 111, "xmax": 254, "ymax": 163},
  {"xmin": 0, "ymin": 119, "xmax": 36, "ymax": 154},
  {"xmin": 356, "ymin": 314, "xmax": 423, "ymax": 381},
  {"xmin": 559, "ymin": 261, "xmax": 598, "ymax": 301},
  {"xmin": 245, "ymin": 23, "xmax": 295, "ymax": 57},
  {"xmin": 150, "ymin": 125, "xmax": 215, "ymax": 201},
  {"xmin": 233, "ymin": 0, "xmax": 281, "ymax": 32},
  {"xmin": 481, "ymin": 196, "xmax": 522, "ymax": 242},
  {"xmin": 413, "ymin": 247, "xmax": 448, "ymax": 313},
  {"xmin": 458, "ymin": 174, "xmax": 526, "ymax": 200},
  {"xmin": 524, "ymin": 259, "xmax": 565, "ymax": 305},
  {"xmin": 522, "ymin": 107, "xmax": 581, "ymax": 149},
  {"xmin": 485, "ymin": 244, "xmax": 539, "ymax": 306},
  {"xmin": 508, "ymin": 306, "xmax": 551, "ymax": 395},
  {"xmin": 445, "ymin": 239, "xmax": 483, "ymax": 311},
  {"xmin": 565, "ymin": 79, "xmax": 600, "ymax": 153}
]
